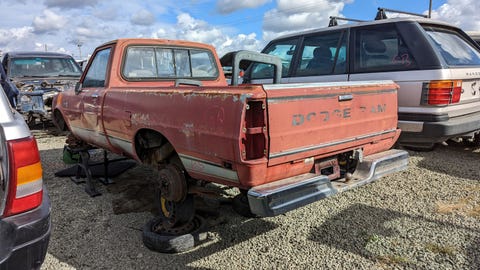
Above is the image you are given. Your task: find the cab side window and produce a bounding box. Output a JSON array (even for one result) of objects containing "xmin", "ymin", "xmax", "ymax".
[
  {"xmin": 296, "ymin": 31, "xmax": 347, "ymax": 76},
  {"xmin": 353, "ymin": 25, "xmax": 417, "ymax": 73},
  {"xmin": 250, "ymin": 38, "xmax": 298, "ymax": 79},
  {"xmin": 83, "ymin": 48, "xmax": 111, "ymax": 88}
]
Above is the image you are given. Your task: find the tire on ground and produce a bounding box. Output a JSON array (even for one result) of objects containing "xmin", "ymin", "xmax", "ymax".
[{"xmin": 142, "ymin": 215, "xmax": 206, "ymax": 253}]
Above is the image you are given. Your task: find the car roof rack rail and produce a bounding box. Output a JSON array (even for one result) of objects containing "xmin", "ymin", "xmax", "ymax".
[
  {"xmin": 328, "ymin": 16, "xmax": 367, "ymax": 27},
  {"xmin": 375, "ymin": 7, "xmax": 429, "ymax": 20}
]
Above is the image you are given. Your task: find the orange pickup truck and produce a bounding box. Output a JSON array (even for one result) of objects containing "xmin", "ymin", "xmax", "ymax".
[{"xmin": 52, "ymin": 38, "xmax": 408, "ymax": 222}]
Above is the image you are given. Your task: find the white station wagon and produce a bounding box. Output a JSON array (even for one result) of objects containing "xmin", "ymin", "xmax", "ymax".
[{"xmin": 245, "ymin": 16, "xmax": 480, "ymax": 150}]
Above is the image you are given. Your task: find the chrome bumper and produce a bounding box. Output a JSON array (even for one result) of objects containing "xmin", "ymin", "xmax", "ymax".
[{"xmin": 247, "ymin": 149, "xmax": 409, "ymax": 217}]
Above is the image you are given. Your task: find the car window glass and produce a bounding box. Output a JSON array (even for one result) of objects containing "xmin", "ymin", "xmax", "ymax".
[
  {"xmin": 425, "ymin": 27, "xmax": 480, "ymax": 66},
  {"xmin": 191, "ymin": 50, "xmax": 218, "ymax": 77},
  {"xmin": 124, "ymin": 47, "xmax": 158, "ymax": 78},
  {"xmin": 83, "ymin": 48, "xmax": 111, "ymax": 88},
  {"xmin": 174, "ymin": 49, "xmax": 191, "ymax": 77},
  {"xmin": 354, "ymin": 25, "xmax": 417, "ymax": 73},
  {"xmin": 123, "ymin": 46, "xmax": 218, "ymax": 80},
  {"xmin": 250, "ymin": 38, "xmax": 298, "ymax": 79},
  {"xmin": 296, "ymin": 31, "xmax": 346, "ymax": 76},
  {"xmin": 155, "ymin": 48, "xmax": 175, "ymax": 77}
]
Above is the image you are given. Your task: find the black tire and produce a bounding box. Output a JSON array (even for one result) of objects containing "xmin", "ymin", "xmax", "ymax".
[
  {"xmin": 474, "ymin": 133, "xmax": 480, "ymax": 147},
  {"xmin": 462, "ymin": 134, "xmax": 480, "ymax": 147},
  {"xmin": 142, "ymin": 215, "xmax": 206, "ymax": 253},
  {"xmin": 232, "ymin": 192, "xmax": 257, "ymax": 218},
  {"xmin": 27, "ymin": 113, "xmax": 36, "ymax": 127},
  {"xmin": 53, "ymin": 110, "xmax": 67, "ymax": 131}
]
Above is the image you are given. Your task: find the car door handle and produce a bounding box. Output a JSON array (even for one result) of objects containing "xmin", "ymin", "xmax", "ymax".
[
  {"xmin": 338, "ymin": 94, "xmax": 353, "ymax": 101},
  {"xmin": 91, "ymin": 94, "xmax": 99, "ymax": 98}
]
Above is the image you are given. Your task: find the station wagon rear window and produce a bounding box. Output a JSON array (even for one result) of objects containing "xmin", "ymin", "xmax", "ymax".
[
  {"xmin": 424, "ymin": 26, "xmax": 480, "ymax": 66},
  {"xmin": 353, "ymin": 25, "xmax": 418, "ymax": 73},
  {"xmin": 123, "ymin": 46, "xmax": 218, "ymax": 80}
]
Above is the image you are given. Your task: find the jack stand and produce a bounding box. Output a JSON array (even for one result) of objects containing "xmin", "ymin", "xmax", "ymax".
[
  {"xmin": 69, "ymin": 147, "xmax": 101, "ymax": 197},
  {"xmin": 97, "ymin": 150, "xmax": 115, "ymax": 185}
]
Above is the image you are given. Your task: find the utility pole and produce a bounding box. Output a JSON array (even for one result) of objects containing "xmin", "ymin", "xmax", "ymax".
[
  {"xmin": 77, "ymin": 42, "xmax": 83, "ymax": 59},
  {"xmin": 428, "ymin": 0, "xmax": 432, "ymax": 18}
]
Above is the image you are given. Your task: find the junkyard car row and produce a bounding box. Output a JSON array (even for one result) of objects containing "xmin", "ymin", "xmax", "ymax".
[
  {"xmin": 1, "ymin": 11, "xmax": 480, "ymax": 269},
  {"xmin": 1, "ymin": 52, "xmax": 82, "ymax": 127}
]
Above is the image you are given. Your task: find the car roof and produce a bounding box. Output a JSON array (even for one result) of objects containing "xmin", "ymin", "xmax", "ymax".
[
  {"xmin": 4, "ymin": 51, "xmax": 74, "ymax": 58},
  {"xmin": 273, "ymin": 17, "xmax": 458, "ymax": 41}
]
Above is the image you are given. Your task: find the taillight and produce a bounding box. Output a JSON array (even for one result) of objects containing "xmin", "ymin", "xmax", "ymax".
[
  {"xmin": 242, "ymin": 100, "xmax": 267, "ymax": 160},
  {"xmin": 3, "ymin": 137, "xmax": 43, "ymax": 217},
  {"xmin": 422, "ymin": 80, "xmax": 462, "ymax": 105}
]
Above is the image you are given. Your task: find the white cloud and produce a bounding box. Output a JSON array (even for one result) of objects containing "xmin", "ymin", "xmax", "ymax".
[
  {"xmin": 131, "ymin": 9, "xmax": 156, "ymax": 26},
  {"xmin": 44, "ymin": 0, "xmax": 99, "ymax": 9},
  {"xmin": 32, "ymin": 9, "xmax": 68, "ymax": 33},
  {"xmin": 262, "ymin": 0, "xmax": 351, "ymax": 41},
  {"xmin": 430, "ymin": 0, "xmax": 480, "ymax": 31},
  {"xmin": 0, "ymin": 27, "xmax": 34, "ymax": 47},
  {"xmin": 151, "ymin": 13, "xmax": 263, "ymax": 56},
  {"xmin": 93, "ymin": 6, "xmax": 119, "ymax": 21},
  {"xmin": 216, "ymin": 0, "xmax": 271, "ymax": 14}
]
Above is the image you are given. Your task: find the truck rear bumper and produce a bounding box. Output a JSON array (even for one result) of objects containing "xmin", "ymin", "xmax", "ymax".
[
  {"xmin": 0, "ymin": 188, "xmax": 51, "ymax": 270},
  {"xmin": 247, "ymin": 149, "xmax": 408, "ymax": 217}
]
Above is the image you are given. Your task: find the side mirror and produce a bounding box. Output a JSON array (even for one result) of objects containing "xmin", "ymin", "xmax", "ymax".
[{"xmin": 75, "ymin": 82, "xmax": 82, "ymax": 94}]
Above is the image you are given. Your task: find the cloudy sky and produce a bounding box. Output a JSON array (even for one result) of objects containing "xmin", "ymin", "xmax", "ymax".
[{"xmin": 0, "ymin": 0, "xmax": 478, "ymax": 59}]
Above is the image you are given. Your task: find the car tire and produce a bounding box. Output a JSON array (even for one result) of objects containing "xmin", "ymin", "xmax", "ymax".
[{"xmin": 142, "ymin": 215, "xmax": 206, "ymax": 253}]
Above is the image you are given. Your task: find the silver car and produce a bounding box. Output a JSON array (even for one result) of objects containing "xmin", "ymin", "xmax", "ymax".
[
  {"xmin": 246, "ymin": 17, "xmax": 480, "ymax": 150},
  {"xmin": 0, "ymin": 86, "xmax": 50, "ymax": 269}
]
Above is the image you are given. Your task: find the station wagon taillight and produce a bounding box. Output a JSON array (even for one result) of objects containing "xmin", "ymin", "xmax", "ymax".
[
  {"xmin": 3, "ymin": 137, "xmax": 43, "ymax": 217},
  {"xmin": 422, "ymin": 80, "xmax": 462, "ymax": 105}
]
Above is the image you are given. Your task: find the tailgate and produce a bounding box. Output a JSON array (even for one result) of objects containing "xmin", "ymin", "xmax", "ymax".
[{"xmin": 264, "ymin": 80, "xmax": 399, "ymax": 165}]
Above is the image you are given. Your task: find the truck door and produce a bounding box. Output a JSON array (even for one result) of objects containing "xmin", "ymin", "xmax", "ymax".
[{"xmin": 78, "ymin": 47, "xmax": 112, "ymax": 148}]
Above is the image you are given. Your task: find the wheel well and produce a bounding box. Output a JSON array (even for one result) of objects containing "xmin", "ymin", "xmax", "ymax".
[{"xmin": 135, "ymin": 129, "xmax": 179, "ymax": 167}]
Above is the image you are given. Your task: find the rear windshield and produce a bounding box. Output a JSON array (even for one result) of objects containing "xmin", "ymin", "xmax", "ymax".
[
  {"xmin": 424, "ymin": 26, "xmax": 480, "ymax": 66},
  {"xmin": 122, "ymin": 46, "xmax": 219, "ymax": 80}
]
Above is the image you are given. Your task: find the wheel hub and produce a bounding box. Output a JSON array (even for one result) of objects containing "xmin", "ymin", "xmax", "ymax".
[
  {"xmin": 154, "ymin": 164, "xmax": 194, "ymax": 227},
  {"xmin": 157, "ymin": 164, "xmax": 187, "ymax": 202}
]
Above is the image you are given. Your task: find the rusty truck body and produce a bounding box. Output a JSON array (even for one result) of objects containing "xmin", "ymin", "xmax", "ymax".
[{"xmin": 52, "ymin": 38, "xmax": 408, "ymax": 219}]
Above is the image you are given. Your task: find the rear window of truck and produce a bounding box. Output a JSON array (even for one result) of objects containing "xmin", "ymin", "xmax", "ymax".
[
  {"xmin": 424, "ymin": 26, "xmax": 480, "ymax": 66},
  {"xmin": 123, "ymin": 46, "xmax": 219, "ymax": 80}
]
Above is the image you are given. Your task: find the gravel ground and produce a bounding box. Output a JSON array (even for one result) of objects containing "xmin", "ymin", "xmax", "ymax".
[{"xmin": 34, "ymin": 126, "xmax": 480, "ymax": 270}]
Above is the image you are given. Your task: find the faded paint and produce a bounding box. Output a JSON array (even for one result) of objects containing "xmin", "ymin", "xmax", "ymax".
[
  {"xmin": 131, "ymin": 113, "xmax": 151, "ymax": 126},
  {"xmin": 54, "ymin": 38, "xmax": 403, "ymax": 193},
  {"xmin": 182, "ymin": 123, "xmax": 195, "ymax": 137}
]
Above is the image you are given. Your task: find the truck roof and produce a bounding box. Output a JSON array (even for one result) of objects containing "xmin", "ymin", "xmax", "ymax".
[{"xmin": 98, "ymin": 38, "xmax": 217, "ymax": 51}]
